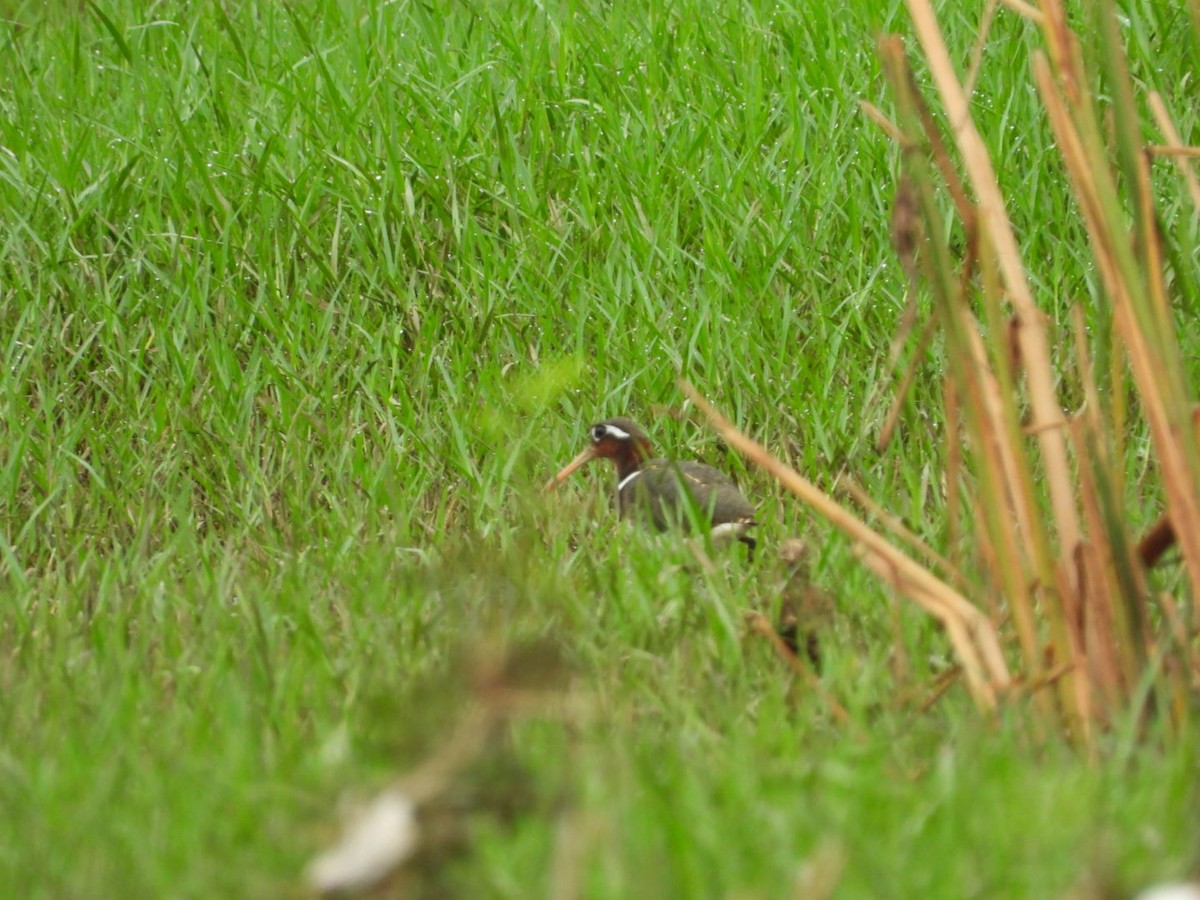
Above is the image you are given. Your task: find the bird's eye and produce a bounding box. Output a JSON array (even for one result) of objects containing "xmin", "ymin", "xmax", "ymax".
[{"xmin": 590, "ymin": 424, "xmax": 607, "ymax": 442}]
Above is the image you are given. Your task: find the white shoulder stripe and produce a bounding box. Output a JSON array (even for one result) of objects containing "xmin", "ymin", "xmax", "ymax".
[{"xmin": 616, "ymin": 470, "xmax": 643, "ymax": 493}]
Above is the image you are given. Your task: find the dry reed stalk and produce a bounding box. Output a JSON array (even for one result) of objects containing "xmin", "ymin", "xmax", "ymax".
[
  {"xmin": 858, "ymin": 100, "xmax": 904, "ymax": 144},
  {"xmin": 1051, "ymin": 555, "xmax": 1097, "ymax": 741},
  {"xmin": 1067, "ymin": 305, "xmax": 1156, "ymax": 715},
  {"xmin": 944, "ymin": 376, "xmax": 962, "ymax": 568},
  {"xmin": 889, "ymin": 592, "xmax": 911, "ymax": 685},
  {"xmin": 1146, "ymin": 145, "xmax": 1200, "ymax": 160},
  {"xmin": 997, "ymin": 0, "xmax": 1043, "ymax": 24},
  {"xmin": 959, "ymin": 316, "xmax": 1049, "ymax": 675},
  {"xmin": 875, "ymin": 313, "xmax": 936, "ymax": 453},
  {"xmin": 1022, "ymin": 660, "xmax": 1077, "ymax": 699},
  {"xmin": 917, "ymin": 666, "xmax": 962, "ymax": 713},
  {"xmin": 701, "ymin": 0, "xmax": 1196, "ymax": 734},
  {"xmin": 904, "ymin": 0, "xmax": 1083, "ymax": 578},
  {"xmin": 1069, "ymin": 420, "xmax": 1135, "ymax": 712},
  {"xmin": 963, "ymin": 0, "xmax": 1000, "ymax": 98},
  {"xmin": 854, "ymin": 544, "xmax": 997, "ymax": 708},
  {"xmin": 889, "ymin": 0, "xmax": 1200, "ymax": 736},
  {"xmin": 1034, "ymin": 6, "xmax": 1200, "ymax": 600},
  {"xmin": 837, "ymin": 475, "xmax": 963, "ymax": 587},
  {"xmin": 878, "ymin": 36, "xmax": 1067, "ymax": 722},
  {"xmin": 1156, "ymin": 593, "xmax": 1200, "ymax": 678},
  {"xmin": 1145, "ymin": 94, "xmax": 1200, "ymax": 212},
  {"xmin": 883, "ymin": 28, "xmax": 1081, "ymax": 730},
  {"xmin": 680, "ymin": 381, "xmax": 1010, "ymax": 710}
]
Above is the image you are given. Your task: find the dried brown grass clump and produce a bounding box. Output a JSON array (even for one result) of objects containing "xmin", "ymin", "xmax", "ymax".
[{"xmin": 691, "ymin": 0, "xmax": 1200, "ymax": 746}]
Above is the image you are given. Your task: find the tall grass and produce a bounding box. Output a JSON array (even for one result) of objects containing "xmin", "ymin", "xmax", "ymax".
[
  {"xmin": 0, "ymin": 0, "xmax": 1197, "ymax": 896},
  {"xmin": 693, "ymin": 0, "xmax": 1200, "ymax": 745}
]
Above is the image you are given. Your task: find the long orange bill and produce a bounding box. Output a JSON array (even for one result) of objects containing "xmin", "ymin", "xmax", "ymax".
[{"xmin": 544, "ymin": 446, "xmax": 598, "ymax": 491}]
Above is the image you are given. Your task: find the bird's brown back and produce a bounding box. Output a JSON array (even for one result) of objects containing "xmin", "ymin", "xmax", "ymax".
[{"xmin": 619, "ymin": 458, "xmax": 756, "ymax": 531}]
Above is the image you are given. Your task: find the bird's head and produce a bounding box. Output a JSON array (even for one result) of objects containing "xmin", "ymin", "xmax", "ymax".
[{"xmin": 545, "ymin": 417, "xmax": 654, "ymax": 490}]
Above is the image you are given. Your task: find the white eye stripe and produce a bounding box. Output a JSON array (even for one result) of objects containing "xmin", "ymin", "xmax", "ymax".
[{"xmin": 603, "ymin": 424, "xmax": 631, "ymax": 440}]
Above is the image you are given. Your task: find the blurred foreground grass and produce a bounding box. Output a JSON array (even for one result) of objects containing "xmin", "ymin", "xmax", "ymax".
[{"xmin": 1, "ymin": 0, "xmax": 1198, "ymax": 896}]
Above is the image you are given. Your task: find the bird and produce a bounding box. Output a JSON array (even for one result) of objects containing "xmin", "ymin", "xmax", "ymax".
[
  {"xmin": 544, "ymin": 417, "xmax": 758, "ymax": 557},
  {"xmin": 772, "ymin": 539, "xmax": 832, "ymax": 671}
]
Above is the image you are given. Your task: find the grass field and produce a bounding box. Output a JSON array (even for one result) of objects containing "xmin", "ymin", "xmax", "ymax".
[{"xmin": 2, "ymin": 0, "xmax": 1199, "ymax": 896}]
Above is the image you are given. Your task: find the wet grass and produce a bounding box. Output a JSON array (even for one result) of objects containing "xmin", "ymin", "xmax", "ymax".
[{"xmin": 0, "ymin": 0, "xmax": 1198, "ymax": 896}]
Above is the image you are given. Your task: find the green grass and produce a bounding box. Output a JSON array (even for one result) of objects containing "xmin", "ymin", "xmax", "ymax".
[{"xmin": 0, "ymin": 0, "xmax": 1198, "ymax": 896}]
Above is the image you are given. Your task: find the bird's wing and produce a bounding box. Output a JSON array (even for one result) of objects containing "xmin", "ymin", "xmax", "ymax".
[
  {"xmin": 676, "ymin": 461, "xmax": 756, "ymax": 521},
  {"xmin": 637, "ymin": 460, "xmax": 756, "ymax": 527}
]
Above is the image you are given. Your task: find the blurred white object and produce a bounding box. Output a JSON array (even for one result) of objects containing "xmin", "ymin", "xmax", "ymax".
[
  {"xmin": 1135, "ymin": 884, "xmax": 1200, "ymax": 900},
  {"xmin": 307, "ymin": 789, "xmax": 419, "ymax": 896}
]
